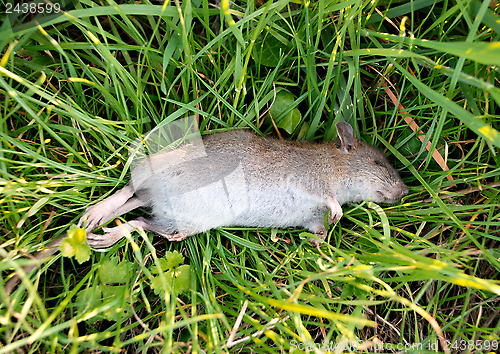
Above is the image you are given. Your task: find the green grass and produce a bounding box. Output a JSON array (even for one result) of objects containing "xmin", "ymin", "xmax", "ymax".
[{"xmin": 1, "ymin": 0, "xmax": 499, "ymax": 352}]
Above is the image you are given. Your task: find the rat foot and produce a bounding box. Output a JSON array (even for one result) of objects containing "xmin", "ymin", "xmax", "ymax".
[
  {"xmin": 80, "ymin": 185, "xmax": 145, "ymax": 232},
  {"xmin": 87, "ymin": 232, "xmax": 124, "ymax": 249},
  {"xmin": 326, "ymin": 195, "xmax": 343, "ymax": 223},
  {"xmin": 86, "ymin": 218, "xmax": 149, "ymax": 248}
]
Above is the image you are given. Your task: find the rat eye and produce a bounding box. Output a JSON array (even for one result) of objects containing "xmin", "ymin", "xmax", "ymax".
[{"xmin": 374, "ymin": 160, "xmax": 385, "ymax": 167}]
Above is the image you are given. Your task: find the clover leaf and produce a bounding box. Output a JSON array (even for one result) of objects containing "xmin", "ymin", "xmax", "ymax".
[{"xmin": 150, "ymin": 251, "xmax": 191, "ymax": 295}]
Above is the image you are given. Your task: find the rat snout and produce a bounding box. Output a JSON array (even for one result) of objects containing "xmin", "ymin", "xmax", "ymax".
[
  {"xmin": 375, "ymin": 181, "xmax": 408, "ymax": 203},
  {"xmin": 398, "ymin": 181, "xmax": 409, "ymax": 198},
  {"xmin": 390, "ymin": 181, "xmax": 409, "ymax": 202}
]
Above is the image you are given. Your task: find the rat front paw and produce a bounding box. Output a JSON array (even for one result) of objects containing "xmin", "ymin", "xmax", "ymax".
[
  {"xmin": 80, "ymin": 207, "xmax": 106, "ymax": 232},
  {"xmin": 308, "ymin": 227, "xmax": 327, "ymax": 246},
  {"xmin": 303, "ymin": 221, "xmax": 327, "ymax": 246},
  {"xmin": 326, "ymin": 196, "xmax": 343, "ymax": 224},
  {"xmin": 79, "ymin": 185, "xmax": 136, "ymax": 232},
  {"xmin": 327, "ymin": 210, "xmax": 343, "ymax": 224}
]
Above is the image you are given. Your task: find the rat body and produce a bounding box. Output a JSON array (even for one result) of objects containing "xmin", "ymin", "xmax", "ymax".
[
  {"xmin": 4, "ymin": 122, "xmax": 407, "ymax": 295},
  {"xmin": 82, "ymin": 122, "xmax": 408, "ymax": 247}
]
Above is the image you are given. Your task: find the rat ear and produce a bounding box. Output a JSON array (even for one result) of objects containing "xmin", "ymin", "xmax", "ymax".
[{"xmin": 336, "ymin": 122, "xmax": 355, "ymax": 153}]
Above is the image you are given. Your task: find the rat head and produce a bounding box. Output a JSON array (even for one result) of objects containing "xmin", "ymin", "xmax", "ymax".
[{"xmin": 335, "ymin": 122, "xmax": 409, "ymax": 204}]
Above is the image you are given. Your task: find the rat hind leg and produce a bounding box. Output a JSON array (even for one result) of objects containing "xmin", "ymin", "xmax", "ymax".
[
  {"xmin": 79, "ymin": 185, "xmax": 147, "ymax": 232},
  {"xmin": 105, "ymin": 197, "xmax": 145, "ymax": 225},
  {"xmin": 86, "ymin": 217, "xmax": 192, "ymax": 249}
]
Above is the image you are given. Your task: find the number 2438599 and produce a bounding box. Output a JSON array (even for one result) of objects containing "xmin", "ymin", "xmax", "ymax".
[{"xmin": 6, "ymin": 2, "xmax": 61, "ymax": 14}]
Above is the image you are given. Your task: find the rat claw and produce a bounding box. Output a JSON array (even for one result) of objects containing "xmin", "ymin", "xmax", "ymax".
[
  {"xmin": 80, "ymin": 210, "xmax": 101, "ymax": 232},
  {"xmin": 327, "ymin": 211, "xmax": 342, "ymax": 224}
]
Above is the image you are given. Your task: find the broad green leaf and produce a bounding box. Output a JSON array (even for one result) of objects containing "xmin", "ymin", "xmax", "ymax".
[
  {"xmin": 60, "ymin": 225, "xmax": 91, "ymax": 264},
  {"xmin": 170, "ymin": 264, "xmax": 191, "ymax": 293},
  {"xmin": 151, "ymin": 264, "xmax": 191, "ymax": 295},
  {"xmin": 100, "ymin": 284, "xmax": 128, "ymax": 301},
  {"xmin": 74, "ymin": 287, "xmax": 103, "ymax": 324},
  {"xmin": 269, "ymin": 90, "xmax": 302, "ymax": 134},
  {"xmin": 252, "ymin": 31, "xmax": 289, "ymax": 67},
  {"xmin": 100, "ymin": 284, "xmax": 134, "ymax": 322},
  {"xmin": 156, "ymin": 251, "xmax": 185, "ymax": 272},
  {"xmin": 75, "ymin": 244, "xmax": 91, "ymax": 264},
  {"xmin": 98, "ymin": 257, "xmax": 134, "ymax": 284}
]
